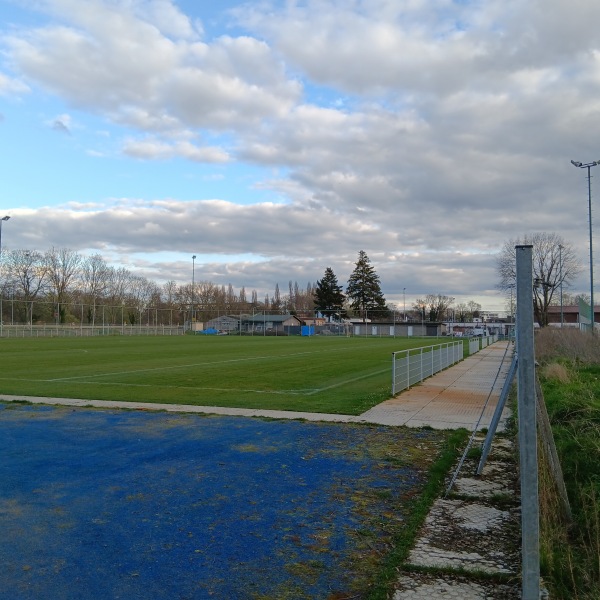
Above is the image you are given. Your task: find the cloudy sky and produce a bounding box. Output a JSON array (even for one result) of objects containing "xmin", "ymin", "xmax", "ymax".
[{"xmin": 1, "ymin": 0, "xmax": 599, "ymax": 312}]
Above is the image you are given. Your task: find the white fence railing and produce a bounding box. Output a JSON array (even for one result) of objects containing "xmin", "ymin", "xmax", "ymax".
[
  {"xmin": 0, "ymin": 324, "xmax": 184, "ymax": 338},
  {"xmin": 469, "ymin": 338, "xmax": 480, "ymax": 354},
  {"xmin": 391, "ymin": 336, "xmax": 500, "ymax": 395},
  {"xmin": 391, "ymin": 341, "xmax": 464, "ymax": 395}
]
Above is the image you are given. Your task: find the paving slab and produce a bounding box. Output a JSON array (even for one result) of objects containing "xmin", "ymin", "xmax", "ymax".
[
  {"xmin": 406, "ymin": 498, "xmax": 518, "ymax": 574},
  {"xmin": 357, "ymin": 342, "xmax": 513, "ymax": 428},
  {"xmin": 394, "ymin": 574, "xmax": 520, "ymax": 599},
  {"xmin": 395, "ymin": 433, "xmax": 522, "ymax": 599}
]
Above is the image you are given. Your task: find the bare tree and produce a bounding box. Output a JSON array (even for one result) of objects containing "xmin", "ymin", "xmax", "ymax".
[
  {"xmin": 162, "ymin": 280, "xmax": 178, "ymax": 306},
  {"xmin": 104, "ymin": 267, "xmax": 133, "ymax": 323},
  {"xmin": 427, "ymin": 294, "xmax": 455, "ymax": 321},
  {"xmin": 45, "ymin": 247, "xmax": 83, "ymax": 323},
  {"xmin": 455, "ymin": 302, "xmax": 469, "ymax": 322},
  {"xmin": 467, "ymin": 300, "xmax": 481, "ymax": 318},
  {"xmin": 124, "ymin": 275, "xmax": 160, "ymax": 324},
  {"xmin": 271, "ymin": 283, "xmax": 282, "ymax": 313},
  {"xmin": 496, "ymin": 233, "xmax": 581, "ymax": 327},
  {"xmin": 2, "ymin": 249, "xmax": 48, "ymax": 323},
  {"xmin": 413, "ymin": 294, "xmax": 454, "ymax": 321},
  {"xmin": 238, "ymin": 286, "xmax": 247, "ymax": 307},
  {"xmin": 81, "ymin": 254, "xmax": 112, "ymax": 323}
]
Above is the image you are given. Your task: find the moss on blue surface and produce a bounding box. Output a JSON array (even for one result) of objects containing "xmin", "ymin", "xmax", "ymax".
[{"xmin": 0, "ymin": 404, "xmax": 445, "ymax": 599}]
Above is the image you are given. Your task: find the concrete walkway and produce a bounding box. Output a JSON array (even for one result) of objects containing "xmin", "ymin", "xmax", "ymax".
[
  {"xmin": 0, "ymin": 342, "xmax": 513, "ymax": 431},
  {"xmin": 359, "ymin": 341, "xmax": 513, "ymax": 429}
]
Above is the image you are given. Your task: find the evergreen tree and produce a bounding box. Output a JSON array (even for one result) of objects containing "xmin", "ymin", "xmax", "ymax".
[
  {"xmin": 346, "ymin": 250, "xmax": 388, "ymax": 321},
  {"xmin": 314, "ymin": 267, "xmax": 346, "ymax": 320}
]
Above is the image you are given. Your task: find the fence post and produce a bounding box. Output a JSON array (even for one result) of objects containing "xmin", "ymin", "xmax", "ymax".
[
  {"xmin": 392, "ymin": 352, "xmax": 396, "ymax": 395},
  {"xmin": 516, "ymin": 244, "xmax": 540, "ymax": 599}
]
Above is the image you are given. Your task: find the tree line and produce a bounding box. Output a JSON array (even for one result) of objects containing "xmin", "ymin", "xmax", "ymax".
[
  {"xmin": 0, "ymin": 247, "xmax": 317, "ymax": 325},
  {"xmin": 0, "ymin": 246, "xmax": 490, "ymax": 326},
  {"xmin": 314, "ymin": 250, "xmax": 485, "ymax": 323}
]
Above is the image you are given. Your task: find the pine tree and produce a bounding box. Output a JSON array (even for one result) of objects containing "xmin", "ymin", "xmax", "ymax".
[
  {"xmin": 346, "ymin": 250, "xmax": 388, "ymax": 321},
  {"xmin": 314, "ymin": 267, "xmax": 346, "ymax": 321}
]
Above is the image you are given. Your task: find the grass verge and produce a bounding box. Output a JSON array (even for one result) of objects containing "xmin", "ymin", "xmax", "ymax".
[
  {"xmin": 536, "ymin": 328, "xmax": 600, "ymax": 599},
  {"xmin": 365, "ymin": 428, "xmax": 469, "ymax": 600}
]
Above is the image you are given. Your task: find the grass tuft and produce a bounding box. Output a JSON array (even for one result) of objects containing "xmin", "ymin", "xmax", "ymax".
[
  {"xmin": 541, "ymin": 362, "xmax": 571, "ymax": 383},
  {"xmin": 536, "ymin": 329, "xmax": 600, "ymax": 599}
]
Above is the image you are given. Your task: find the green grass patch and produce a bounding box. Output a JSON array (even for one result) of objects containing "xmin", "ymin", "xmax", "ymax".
[
  {"xmin": 0, "ymin": 335, "xmax": 448, "ymax": 415},
  {"xmin": 536, "ymin": 333, "xmax": 600, "ymax": 599}
]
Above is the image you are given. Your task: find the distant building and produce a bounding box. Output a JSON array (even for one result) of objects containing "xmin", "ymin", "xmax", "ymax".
[
  {"xmin": 245, "ymin": 313, "xmax": 303, "ymax": 334},
  {"xmin": 204, "ymin": 315, "xmax": 242, "ymax": 332},
  {"xmin": 546, "ymin": 305, "xmax": 599, "ymax": 328}
]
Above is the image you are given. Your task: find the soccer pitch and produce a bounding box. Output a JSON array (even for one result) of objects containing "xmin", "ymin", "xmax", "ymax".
[{"xmin": 0, "ymin": 335, "xmax": 451, "ymax": 415}]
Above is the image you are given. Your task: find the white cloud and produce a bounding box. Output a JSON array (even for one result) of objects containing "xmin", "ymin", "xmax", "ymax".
[
  {"xmin": 2, "ymin": 0, "xmax": 600, "ymax": 310},
  {"xmin": 4, "ymin": 2, "xmax": 300, "ymax": 133},
  {"xmin": 0, "ymin": 71, "xmax": 29, "ymax": 96},
  {"xmin": 122, "ymin": 138, "xmax": 230, "ymax": 162}
]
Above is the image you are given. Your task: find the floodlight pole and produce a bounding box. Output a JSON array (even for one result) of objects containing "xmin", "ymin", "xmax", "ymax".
[
  {"xmin": 571, "ymin": 160, "xmax": 599, "ymax": 331},
  {"xmin": 191, "ymin": 255, "xmax": 196, "ymax": 331},
  {"xmin": 558, "ymin": 244, "xmax": 564, "ymax": 327},
  {"xmin": 0, "ymin": 215, "xmax": 10, "ymax": 257}
]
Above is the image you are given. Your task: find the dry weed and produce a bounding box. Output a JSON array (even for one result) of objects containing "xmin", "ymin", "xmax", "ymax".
[
  {"xmin": 536, "ymin": 328, "xmax": 600, "ymax": 364},
  {"xmin": 541, "ymin": 362, "xmax": 571, "ymax": 383}
]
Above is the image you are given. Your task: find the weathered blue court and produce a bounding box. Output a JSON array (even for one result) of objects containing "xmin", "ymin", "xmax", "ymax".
[{"xmin": 0, "ymin": 404, "xmax": 443, "ymax": 599}]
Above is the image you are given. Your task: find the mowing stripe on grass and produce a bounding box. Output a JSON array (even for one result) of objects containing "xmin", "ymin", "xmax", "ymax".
[
  {"xmin": 0, "ymin": 369, "xmax": 386, "ymax": 397},
  {"xmin": 0, "ymin": 336, "xmax": 438, "ymax": 414},
  {"xmin": 45, "ymin": 345, "xmax": 361, "ymax": 383},
  {"xmin": 306, "ymin": 368, "xmax": 390, "ymax": 395}
]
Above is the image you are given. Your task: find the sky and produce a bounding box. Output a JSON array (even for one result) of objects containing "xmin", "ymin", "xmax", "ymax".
[{"xmin": 1, "ymin": 0, "xmax": 600, "ymax": 314}]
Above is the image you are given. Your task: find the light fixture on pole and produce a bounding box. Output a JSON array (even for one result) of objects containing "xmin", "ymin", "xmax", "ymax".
[
  {"xmin": 191, "ymin": 255, "xmax": 196, "ymax": 330},
  {"xmin": 571, "ymin": 159, "xmax": 599, "ymax": 332},
  {"xmin": 403, "ymin": 287, "xmax": 406, "ymax": 322},
  {"xmin": 0, "ymin": 215, "xmax": 11, "ymax": 256}
]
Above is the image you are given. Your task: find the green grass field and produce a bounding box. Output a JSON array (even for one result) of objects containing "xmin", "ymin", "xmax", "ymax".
[{"xmin": 0, "ymin": 335, "xmax": 448, "ymax": 415}]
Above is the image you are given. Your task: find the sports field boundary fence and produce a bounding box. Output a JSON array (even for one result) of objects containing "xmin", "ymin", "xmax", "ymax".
[
  {"xmin": 0, "ymin": 324, "xmax": 184, "ymax": 338},
  {"xmin": 391, "ymin": 336, "xmax": 498, "ymax": 395}
]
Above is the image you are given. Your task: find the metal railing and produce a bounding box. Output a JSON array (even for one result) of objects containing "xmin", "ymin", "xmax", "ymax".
[
  {"xmin": 0, "ymin": 324, "xmax": 184, "ymax": 338},
  {"xmin": 469, "ymin": 338, "xmax": 480, "ymax": 354},
  {"xmin": 468, "ymin": 334, "xmax": 498, "ymax": 354},
  {"xmin": 391, "ymin": 341, "xmax": 464, "ymax": 395}
]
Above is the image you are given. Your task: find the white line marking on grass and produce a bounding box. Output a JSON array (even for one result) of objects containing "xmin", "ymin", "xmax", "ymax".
[
  {"xmin": 44, "ymin": 346, "xmax": 359, "ymax": 382},
  {"xmin": 306, "ymin": 368, "xmax": 390, "ymax": 395},
  {"xmin": 0, "ymin": 378, "xmax": 319, "ymax": 396},
  {"xmin": 0, "ymin": 366, "xmax": 386, "ymax": 397}
]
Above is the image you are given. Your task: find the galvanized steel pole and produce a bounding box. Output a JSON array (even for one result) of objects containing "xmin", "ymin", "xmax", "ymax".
[
  {"xmin": 571, "ymin": 159, "xmax": 598, "ymax": 331},
  {"xmin": 516, "ymin": 244, "xmax": 540, "ymax": 599}
]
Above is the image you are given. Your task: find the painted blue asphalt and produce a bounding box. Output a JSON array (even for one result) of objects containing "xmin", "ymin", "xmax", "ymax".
[{"xmin": 0, "ymin": 404, "xmax": 440, "ymax": 600}]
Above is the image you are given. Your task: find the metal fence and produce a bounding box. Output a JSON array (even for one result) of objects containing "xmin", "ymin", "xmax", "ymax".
[
  {"xmin": 391, "ymin": 336, "xmax": 500, "ymax": 395},
  {"xmin": 468, "ymin": 334, "xmax": 499, "ymax": 354},
  {"xmin": 0, "ymin": 324, "xmax": 184, "ymax": 338},
  {"xmin": 469, "ymin": 338, "xmax": 480, "ymax": 354},
  {"xmin": 391, "ymin": 341, "xmax": 464, "ymax": 395}
]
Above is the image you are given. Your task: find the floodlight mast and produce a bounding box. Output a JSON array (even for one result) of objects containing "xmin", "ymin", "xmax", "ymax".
[
  {"xmin": 571, "ymin": 159, "xmax": 600, "ymax": 332},
  {"xmin": 0, "ymin": 215, "xmax": 10, "ymax": 257},
  {"xmin": 191, "ymin": 255, "xmax": 197, "ymax": 329}
]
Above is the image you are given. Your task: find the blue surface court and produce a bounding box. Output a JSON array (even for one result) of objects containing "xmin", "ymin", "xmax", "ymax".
[{"xmin": 0, "ymin": 404, "xmax": 441, "ymax": 599}]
